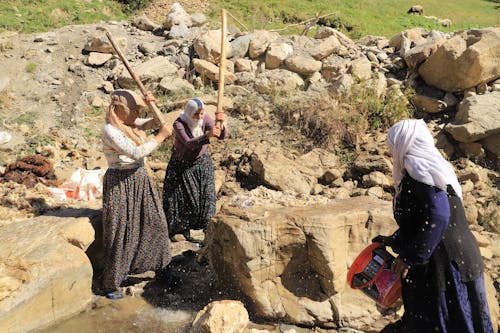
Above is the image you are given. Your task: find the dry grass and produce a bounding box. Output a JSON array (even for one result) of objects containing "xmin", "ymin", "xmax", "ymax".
[
  {"xmin": 273, "ymin": 83, "xmax": 414, "ymax": 154},
  {"xmin": 279, "ymin": 94, "xmax": 359, "ymax": 148},
  {"xmin": 0, "ymin": 91, "xmax": 10, "ymax": 109},
  {"xmin": 0, "ymin": 39, "xmax": 13, "ymax": 53}
]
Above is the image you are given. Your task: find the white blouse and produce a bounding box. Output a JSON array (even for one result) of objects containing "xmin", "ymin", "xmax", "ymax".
[{"xmin": 102, "ymin": 122, "xmax": 158, "ymax": 169}]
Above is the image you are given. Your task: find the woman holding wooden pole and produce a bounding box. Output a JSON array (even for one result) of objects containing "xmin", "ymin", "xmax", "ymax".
[
  {"xmin": 100, "ymin": 32, "xmax": 177, "ymax": 299},
  {"xmin": 101, "ymin": 89, "xmax": 172, "ymax": 299},
  {"xmin": 163, "ymin": 10, "xmax": 227, "ymax": 241},
  {"xmin": 162, "ymin": 98, "xmax": 225, "ymax": 241}
]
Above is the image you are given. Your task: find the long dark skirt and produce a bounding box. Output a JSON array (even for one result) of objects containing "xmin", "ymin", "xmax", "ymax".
[
  {"xmin": 102, "ymin": 166, "xmax": 171, "ymax": 293},
  {"xmin": 162, "ymin": 153, "xmax": 216, "ymax": 236},
  {"xmin": 401, "ymin": 262, "xmax": 493, "ymax": 333}
]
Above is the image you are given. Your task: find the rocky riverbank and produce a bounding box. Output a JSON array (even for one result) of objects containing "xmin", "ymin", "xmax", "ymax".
[{"xmin": 0, "ymin": 3, "xmax": 499, "ymax": 332}]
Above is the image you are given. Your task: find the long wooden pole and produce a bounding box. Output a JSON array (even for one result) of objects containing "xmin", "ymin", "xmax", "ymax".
[
  {"xmin": 105, "ymin": 31, "xmax": 166, "ymax": 126},
  {"xmin": 216, "ymin": 9, "xmax": 227, "ymax": 128}
]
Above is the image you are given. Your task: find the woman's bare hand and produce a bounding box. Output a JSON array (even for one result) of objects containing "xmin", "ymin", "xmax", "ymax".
[
  {"xmin": 154, "ymin": 123, "xmax": 172, "ymax": 143},
  {"xmin": 207, "ymin": 126, "xmax": 221, "ymax": 138},
  {"xmin": 144, "ymin": 91, "xmax": 158, "ymax": 104},
  {"xmin": 392, "ymin": 257, "xmax": 409, "ymax": 278},
  {"xmin": 215, "ymin": 112, "xmax": 224, "ymax": 122}
]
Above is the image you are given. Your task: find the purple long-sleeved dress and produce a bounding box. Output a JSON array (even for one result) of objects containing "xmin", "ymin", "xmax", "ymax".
[
  {"xmin": 389, "ymin": 175, "xmax": 493, "ymax": 333},
  {"xmin": 162, "ymin": 114, "xmax": 225, "ymax": 236}
]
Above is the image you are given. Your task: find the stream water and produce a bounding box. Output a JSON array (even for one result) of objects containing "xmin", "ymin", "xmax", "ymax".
[{"xmin": 38, "ymin": 296, "xmax": 195, "ymax": 333}]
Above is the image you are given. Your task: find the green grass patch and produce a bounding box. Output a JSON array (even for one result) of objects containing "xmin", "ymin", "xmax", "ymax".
[
  {"xmin": 210, "ymin": 0, "xmax": 500, "ymax": 38},
  {"xmin": 86, "ymin": 106, "xmax": 103, "ymax": 118},
  {"xmin": 0, "ymin": 0, "xmax": 126, "ymax": 33},
  {"xmin": 25, "ymin": 134, "xmax": 55, "ymax": 154},
  {"xmin": 1, "ymin": 0, "xmax": 497, "ymax": 36},
  {"xmin": 350, "ymin": 79, "xmax": 415, "ymax": 130},
  {"xmin": 83, "ymin": 126, "xmax": 101, "ymax": 141},
  {"xmin": 117, "ymin": 0, "xmax": 153, "ymax": 13},
  {"xmin": 15, "ymin": 111, "xmax": 37, "ymax": 126},
  {"xmin": 25, "ymin": 62, "xmax": 37, "ymax": 73}
]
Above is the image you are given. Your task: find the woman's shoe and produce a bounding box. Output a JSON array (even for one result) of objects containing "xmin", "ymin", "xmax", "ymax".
[{"xmin": 105, "ymin": 290, "xmax": 123, "ymax": 300}]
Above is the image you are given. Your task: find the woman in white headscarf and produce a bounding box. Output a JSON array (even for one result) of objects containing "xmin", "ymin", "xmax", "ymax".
[
  {"xmin": 373, "ymin": 119, "xmax": 493, "ymax": 333},
  {"xmin": 163, "ymin": 98, "xmax": 226, "ymax": 241}
]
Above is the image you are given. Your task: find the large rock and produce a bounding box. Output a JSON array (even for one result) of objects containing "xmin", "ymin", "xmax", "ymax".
[
  {"xmin": 168, "ymin": 24, "xmax": 190, "ymax": 40},
  {"xmin": 234, "ymin": 58, "xmax": 255, "ymax": 72},
  {"xmin": 117, "ymin": 56, "xmax": 178, "ymax": 89},
  {"xmin": 85, "ymin": 52, "xmax": 112, "ymax": 67},
  {"xmin": 207, "ymin": 197, "xmax": 396, "ymax": 328},
  {"xmin": 388, "ymin": 28, "xmax": 427, "ymax": 51},
  {"xmin": 284, "ymin": 55, "xmax": 322, "ymax": 76},
  {"xmin": 265, "ymin": 42, "xmax": 293, "ymax": 70},
  {"xmin": 314, "ymin": 27, "xmax": 356, "ymax": 49},
  {"xmin": 481, "ymin": 132, "xmax": 500, "ymax": 157},
  {"xmin": 193, "ymin": 29, "xmax": 232, "ymax": 64},
  {"xmin": 295, "ymin": 148, "xmax": 345, "ymax": 181},
  {"xmin": 403, "ymin": 38, "xmax": 446, "ymax": 69},
  {"xmin": 349, "ymin": 56, "xmax": 372, "ymax": 81},
  {"xmin": 84, "ymin": 35, "xmax": 126, "ymax": 54},
  {"xmin": 132, "ymin": 14, "xmax": 160, "ymax": 31},
  {"xmin": 190, "ymin": 300, "xmax": 249, "ymax": 333},
  {"xmin": 208, "ymin": 196, "xmax": 499, "ymax": 329},
  {"xmin": 238, "ymin": 144, "xmax": 316, "ymax": 194},
  {"xmin": 310, "ymin": 35, "xmax": 341, "ymax": 60},
  {"xmin": 192, "ymin": 58, "xmax": 237, "ymax": 84},
  {"xmin": 248, "ymin": 30, "xmax": 280, "ymax": 59},
  {"xmin": 191, "ymin": 12, "xmax": 208, "ymax": 27},
  {"xmin": 228, "ymin": 34, "xmax": 251, "ymax": 59},
  {"xmin": 419, "ymin": 27, "xmax": 500, "ymax": 92},
  {"xmin": 163, "ymin": 2, "xmax": 192, "ymax": 29},
  {"xmin": 413, "ymin": 94, "xmax": 447, "ymax": 114},
  {"xmin": 0, "ymin": 216, "xmax": 94, "ymax": 333},
  {"xmin": 158, "ymin": 77, "xmax": 194, "ymax": 94},
  {"xmin": 321, "ymin": 55, "xmax": 350, "ymax": 82},
  {"xmin": 329, "ymin": 74, "xmax": 354, "ymax": 95},
  {"xmin": 445, "ymin": 91, "xmax": 500, "ymax": 143},
  {"xmin": 253, "ymin": 69, "xmax": 304, "ymax": 94},
  {"xmin": 352, "ymin": 153, "xmax": 392, "ymax": 175}
]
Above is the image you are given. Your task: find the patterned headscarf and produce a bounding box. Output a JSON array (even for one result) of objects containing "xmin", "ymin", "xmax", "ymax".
[
  {"xmin": 387, "ymin": 119, "xmax": 462, "ymax": 198},
  {"xmin": 106, "ymin": 90, "xmax": 146, "ymax": 145},
  {"xmin": 179, "ymin": 98, "xmax": 204, "ymax": 137}
]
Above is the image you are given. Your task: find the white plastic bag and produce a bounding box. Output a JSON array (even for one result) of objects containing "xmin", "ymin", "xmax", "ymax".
[
  {"xmin": 62, "ymin": 168, "xmax": 104, "ymax": 200},
  {"xmin": 0, "ymin": 131, "xmax": 12, "ymax": 145},
  {"xmin": 47, "ymin": 187, "xmax": 67, "ymax": 201}
]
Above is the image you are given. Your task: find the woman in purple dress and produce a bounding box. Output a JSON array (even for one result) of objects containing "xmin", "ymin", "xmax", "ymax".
[
  {"xmin": 373, "ymin": 119, "xmax": 494, "ymax": 333},
  {"xmin": 163, "ymin": 98, "xmax": 226, "ymax": 239}
]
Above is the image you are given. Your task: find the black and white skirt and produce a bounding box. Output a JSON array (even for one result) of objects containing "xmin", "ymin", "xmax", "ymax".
[
  {"xmin": 162, "ymin": 153, "xmax": 216, "ymax": 236},
  {"xmin": 102, "ymin": 166, "xmax": 171, "ymax": 292}
]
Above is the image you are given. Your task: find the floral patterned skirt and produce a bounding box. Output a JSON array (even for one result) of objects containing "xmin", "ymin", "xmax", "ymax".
[
  {"xmin": 102, "ymin": 166, "xmax": 171, "ymax": 292},
  {"xmin": 162, "ymin": 153, "xmax": 216, "ymax": 236}
]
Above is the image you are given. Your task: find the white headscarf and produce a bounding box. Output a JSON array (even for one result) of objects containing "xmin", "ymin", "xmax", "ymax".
[
  {"xmin": 387, "ymin": 119, "xmax": 462, "ymax": 198},
  {"xmin": 179, "ymin": 98, "xmax": 204, "ymax": 137}
]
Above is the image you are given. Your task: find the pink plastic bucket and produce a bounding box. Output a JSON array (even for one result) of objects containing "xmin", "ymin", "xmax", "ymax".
[{"xmin": 347, "ymin": 243, "xmax": 402, "ymax": 307}]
